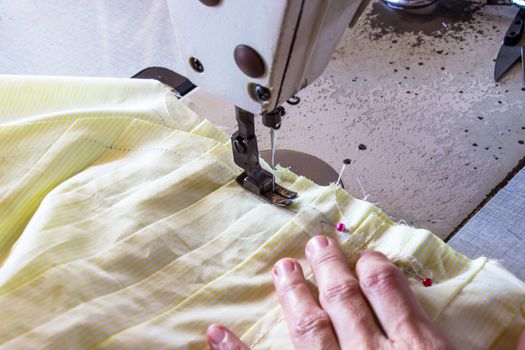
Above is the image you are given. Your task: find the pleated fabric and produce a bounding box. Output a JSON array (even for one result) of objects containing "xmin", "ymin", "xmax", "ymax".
[{"xmin": 0, "ymin": 75, "xmax": 523, "ymax": 349}]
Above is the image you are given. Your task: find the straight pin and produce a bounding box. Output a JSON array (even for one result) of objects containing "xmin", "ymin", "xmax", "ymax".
[{"xmin": 336, "ymin": 159, "xmax": 351, "ymax": 187}]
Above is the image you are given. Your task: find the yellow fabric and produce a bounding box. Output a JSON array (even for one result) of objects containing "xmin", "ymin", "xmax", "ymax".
[{"xmin": 0, "ymin": 75, "xmax": 523, "ymax": 349}]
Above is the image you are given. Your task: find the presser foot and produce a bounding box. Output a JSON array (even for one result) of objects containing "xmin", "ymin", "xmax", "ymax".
[{"xmin": 235, "ymin": 172, "xmax": 297, "ymax": 207}]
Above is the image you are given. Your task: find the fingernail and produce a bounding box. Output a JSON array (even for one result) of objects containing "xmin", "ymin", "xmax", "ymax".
[
  {"xmin": 359, "ymin": 249, "xmax": 384, "ymax": 260},
  {"xmin": 360, "ymin": 249, "xmax": 375, "ymax": 257},
  {"xmin": 306, "ymin": 236, "xmax": 329, "ymax": 254},
  {"xmin": 208, "ymin": 325, "xmax": 225, "ymax": 346},
  {"xmin": 275, "ymin": 259, "xmax": 295, "ymax": 276}
]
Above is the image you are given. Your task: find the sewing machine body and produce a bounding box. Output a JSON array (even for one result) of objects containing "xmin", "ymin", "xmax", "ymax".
[
  {"xmin": 167, "ymin": 0, "xmax": 364, "ymax": 204},
  {"xmin": 168, "ymin": 0, "xmax": 363, "ymax": 114}
]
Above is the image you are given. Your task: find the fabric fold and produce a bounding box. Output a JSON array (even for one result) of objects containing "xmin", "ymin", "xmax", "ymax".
[{"xmin": 0, "ymin": 76, "xmax": 523, "ymax": 350}]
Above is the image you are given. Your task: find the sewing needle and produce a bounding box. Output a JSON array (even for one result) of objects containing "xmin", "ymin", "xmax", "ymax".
[{"xmin": 270, "ymin": 128, "xmax": 276, "ymax": 191}]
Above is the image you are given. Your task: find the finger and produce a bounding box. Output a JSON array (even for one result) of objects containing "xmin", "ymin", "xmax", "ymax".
[
  {"xmin": 305, "ymin": 236, "xmax": 384, "ymax": 349},
  {"xmin": 355, "ymin": 250, "xmax": 445, "ymax": 342},
  {"xmin": 206, "ymin": 323, "xmax": 250, "ymax": 350},
  {"xmin": 272, "ymin": 258, "xmax": 340, "ymax": 350}
]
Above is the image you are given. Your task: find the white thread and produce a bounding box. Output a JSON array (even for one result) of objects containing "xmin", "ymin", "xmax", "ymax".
[
  {"xmin": 281, "ymin": 198, "xmax": 335, "ymax": 230},
  {"xmin": 273, "ymin": 171, "xmax": 436, "ymax": 283},
  {"xmin": 319, "ymin": 221, "xmax": 333, "ymax": 236},
  {"xmin": 336, "ymin": 164, "xmax": 347, "ymax": 187},
  {"xmin": 280, "ymin": 189, "xmax": 348, "ymax": 236},
  {"xmin": 397, "ymin": 219, "xmax": 410, "ymax": 226},
  {"xmin": 356, "ymin": 176, "xmax": 369, "ymax": 201},
  {"xmin": 391, "ymin": 255, "xmax": 434, "ymax": 280}
]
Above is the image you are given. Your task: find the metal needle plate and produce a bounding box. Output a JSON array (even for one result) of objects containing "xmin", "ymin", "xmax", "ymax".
[{"xmin": 260, "ymin": 149, "xmax": 341, "ymax": 187}]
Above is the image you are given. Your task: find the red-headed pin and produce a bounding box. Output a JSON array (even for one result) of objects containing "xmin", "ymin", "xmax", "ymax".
[{"xmin": 421, "ymin": 277, "xmax": 433, "ymax": 287}]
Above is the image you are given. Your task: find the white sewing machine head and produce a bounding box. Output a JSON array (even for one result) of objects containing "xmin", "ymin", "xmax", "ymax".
[
  {"xmin": 168, "ymin": 0, "xmax": 364, "ymax": 114},
  {"xmin": 166, "ymin": 0, "xmax": 366, "ymax": 206}
]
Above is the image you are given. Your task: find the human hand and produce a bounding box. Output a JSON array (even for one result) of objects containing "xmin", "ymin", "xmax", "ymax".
[{"xmin": 206, "ymin": 235, "xmax": 457, "ymax": 349}]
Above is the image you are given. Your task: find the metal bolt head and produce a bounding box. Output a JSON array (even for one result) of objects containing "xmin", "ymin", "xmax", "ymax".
[
  {"xmin": 234, "ymin": 45, "xmax": 266, "ymax": 78},
  {"xmin": 255, "ymin": 85, "xmax": 271, "ymax": 101},
  {"xmin": 233, "ymin": 139, "xmax": 246, "ymax": 153},
  {"xmin": 199, "ymin": 0, "xmax": 220, "ymax": 6},
  {"xmin": 287, "ymin": 95, "xmax": 301, "ymax": 105},
  {"xmin": 189, "ymin": 57, "xmax": 204, "ymax": 73}
]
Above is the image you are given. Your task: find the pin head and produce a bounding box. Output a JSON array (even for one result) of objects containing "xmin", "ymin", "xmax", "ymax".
[
  {"xmin": 422, "ymin": 278, "xmax": 433, "ymax": 287},
  {"xmin": 336, "ymin": 222, "xmax": 346, "ymax": 232},
  {"xmin": 343, "ymin": 159, "xmax": 351, "ymax": 165}
]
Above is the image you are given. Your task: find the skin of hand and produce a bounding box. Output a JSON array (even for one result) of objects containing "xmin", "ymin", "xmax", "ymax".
[{"xmin": 206, "ymin": 235, "xmax": 524, "ymax": 350}]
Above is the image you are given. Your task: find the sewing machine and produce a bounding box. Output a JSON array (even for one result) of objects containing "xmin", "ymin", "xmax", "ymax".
[{"xmin": 167, "ymin": 0, "xmax": 366, "ymax": 206}]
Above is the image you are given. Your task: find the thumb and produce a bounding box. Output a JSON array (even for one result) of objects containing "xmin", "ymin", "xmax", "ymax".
[{"xmin": 206, "ymin": 324, "xmax": 250, "ymax": 350}]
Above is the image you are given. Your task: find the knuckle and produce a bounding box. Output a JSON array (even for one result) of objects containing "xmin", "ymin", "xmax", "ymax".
[
  {"xmin": 277, "ymin": 279, "xmax": 305, "ymax": 298},
  {"xmin": 292, "ymin": 311, "xmax": 332, "ymax": 337},
  {"xmin": 315, "ymin": 250, "xmax": 343, "ymax": 267},
  {"xmin": 391, "ymin": 325, "xmax": 454, "ymax": 350},
  {"xmin": 320, "ymin": 279, "xmax": 362, "ymax": 305},
  {"xmin": 360, "ymin": 265, "xmax": 400, "ymax": 295}
]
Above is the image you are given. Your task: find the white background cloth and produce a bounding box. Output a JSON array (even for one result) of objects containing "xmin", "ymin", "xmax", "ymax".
[{"xmin": 0, "ymin": 0, "xmax": 179, "ymax": 77}]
